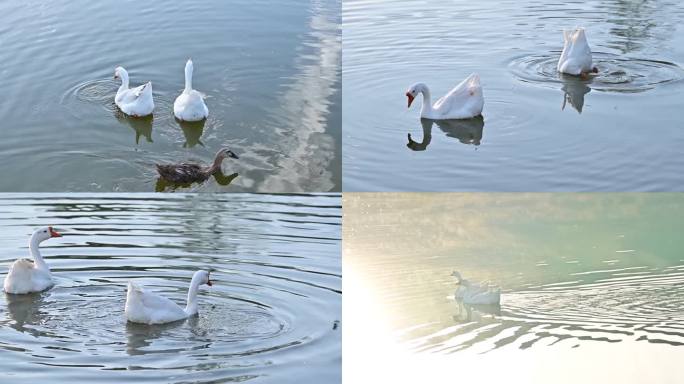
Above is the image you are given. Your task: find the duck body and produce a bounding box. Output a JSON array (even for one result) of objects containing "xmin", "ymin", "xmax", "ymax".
[
  {"xmin": 406, "ymin": 74, "xmax": 484, "ymax": 120},
  {"xmin": 156, "ymin": 163, "xmax": 211, "ymax": 184},
  {"xmin": 452, "ymin": 271, "xmax": 501, "ymax": 305},
  {"xmin": 114, "ymin": 67, "xmax": 155, "ymax": 117},
  {"xmin": 4, "ymin": 227, "xmax": 61, "ymax": 295},
  {"xmin": 557, "ymin": 28, "xmax": 594, "ymax": 76},
  {"xmin": 125, "ymin": 270, "xmax": 212, "ymax": 325},
  {"xmin": 174, "ymin": 59, "xmax": 209, "ymax": 122},
  {"xmin": 155, "ymin": 148, "xmax": 238, "ymax": 184}
]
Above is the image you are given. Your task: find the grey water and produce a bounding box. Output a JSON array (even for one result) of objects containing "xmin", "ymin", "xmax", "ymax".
[
  {"xmin": 343, "ymin": 0, "xmax": 684, "ymax": 191},
  {"xmin": 0, "ymin": 0, "xmax": 341, "ymax": 192},
  {"xmin": 344, "ymin": 193, "xmax": 684, "ymax": 383},
  {"xmin": 0, "ymin": 194, "xmax": 341, "ymax": 383}
]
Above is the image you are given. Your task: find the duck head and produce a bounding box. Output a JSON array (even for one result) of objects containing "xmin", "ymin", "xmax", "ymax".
[
  {"xmin": 217, "ymin": 148, "xmax": 239, "ymax": 160},
  {"xmin": 32, "ymin": 226, "xmax": 62, "ymax": 243}
]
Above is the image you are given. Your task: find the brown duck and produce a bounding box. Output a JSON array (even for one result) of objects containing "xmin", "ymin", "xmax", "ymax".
[{"xmin": 156, "ymin": 148, "xmax": 238, "ymax": 184}]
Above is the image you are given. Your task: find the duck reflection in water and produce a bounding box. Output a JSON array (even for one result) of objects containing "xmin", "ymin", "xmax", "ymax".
[
  {"xmin": 115, "ymin": 110, "xmax": 154, "ymax": 145},
  {"xmin": 560, "ymin": 74, "xmax": 591, "ymax": 114},
  {"xmin": 178, "ymin": 118, "xmax": 206, "ymax": 148},
  {"xmin": 407, "ymin": 116, "xmax": 484, "ymax": 151}
]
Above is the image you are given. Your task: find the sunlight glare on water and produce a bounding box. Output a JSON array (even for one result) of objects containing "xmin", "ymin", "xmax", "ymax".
[{"xmin": 343, "ymin": 193, "xmax": 684, "ymax": 384}]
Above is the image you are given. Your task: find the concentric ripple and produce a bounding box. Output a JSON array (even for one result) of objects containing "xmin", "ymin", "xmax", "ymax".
[
  {"xmin": 61, "ymin": 79, "xmax": 175, "ymax": 125},
  {"xmin": 406, "ymin": 266, "xmax": 684, "ymax": 355},
  {"xmin": 0, "ymin": 194, "xmax": 341, "ymax": 383},
  {"xmin": 509, "ymin": 52, "xmax": 684, "ymax": 93}
]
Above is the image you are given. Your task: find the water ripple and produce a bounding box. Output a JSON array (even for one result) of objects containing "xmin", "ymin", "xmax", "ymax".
[
  {"xmin": 406, "ymin": 267, "xmax": 684, "ymax": 354},
  {"xmin": 509, "ymin": 52, "xmax": 684, "ymax": 93},
  {"xmin": 0, "ymin": 194, "xmax": 340, "ymax": 382}
]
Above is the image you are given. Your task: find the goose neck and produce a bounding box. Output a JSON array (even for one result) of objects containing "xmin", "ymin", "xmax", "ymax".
[
  {"xmin": 29, "ymin": 236, "xmax": 49, "ymax": 272},
  {"xmin": 419, "ymin": 86, "xmax": 433, "ymax": 117},
  {"xmin": 184, "ymin": 274, "xmax": 203, "ymax": 316},
  {"xmin": 184, "ymin": 64, "xmax": 193, "ymax": 93},
  {"xmin": 119, "ymin": 70, "xmax": 130, "ymax": 90}
]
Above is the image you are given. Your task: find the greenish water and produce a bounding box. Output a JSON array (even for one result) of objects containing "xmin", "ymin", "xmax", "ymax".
[
  {"xmin": 344, "ymin": 193, "xmax": 684, "ymax": 383},
  {"xmin": 343, "ymin": 0, "xmax": 684, "ymax": 191},
  {"xmin": 0, "ymin": 0, "xmax": 341, "ymax": 192},
  {"xmin": 0, "ymin": 193, "xmax": 341, "ymax": 383}
]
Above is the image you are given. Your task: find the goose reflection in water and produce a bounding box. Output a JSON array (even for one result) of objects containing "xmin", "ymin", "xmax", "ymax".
[
  {"xmin": 125, "ymin": 317, "xmax": 200, "ymax": 356},
  {"xmin": 452, "ymin": 299, "xmax": 501, "ymax": 324},
  {"xmin": 115, "ymin": 110, "xmax": 154, "ymax": 145},
  {"xmin": 560, "ymin": 74, "xmax": 591, "ymax": 113},
  {"xmin": 178, "ymin": 118, "xmax": 206, "ymax": 148},
  {"xmin": 4, "ymin": 291, "xmax": 56, "ymax": 337},
  {"xmin": 407, "ymin": 116, "xmax": 484, "ymax": 151}
]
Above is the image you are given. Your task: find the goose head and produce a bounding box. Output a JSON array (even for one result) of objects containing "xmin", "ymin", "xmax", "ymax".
[
  {"xmin": 195, "ymin": 270, "xmax": 212, "ymax": 287},
  {"xmin": 114, "ymin": 66, "xmax": 128, "ymax": 80},
  {"xmin": 405, "ymin": 83, "xmax": 427, "ymax": 108},
  {"xmin": 451, "ymin": 270, "xmax": 463, "ymax": 284},
  {"xmin": 32, "ymin": 226, "xmax": 62, "ymax": 243}
]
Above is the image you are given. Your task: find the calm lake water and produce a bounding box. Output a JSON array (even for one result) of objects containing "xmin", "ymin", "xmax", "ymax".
[
  {"xmin": 0, "ymin": 194, "xmax": 341, "ymax": 383},
  {"xmin": 344, "ymin": 193, "xmax": 684, "ymax": 383},
  {"xmin": 0, "ymin": 0, "xmax": 341, "ymax": 192},
  {"xmin": 343, "ymin": 0, "xmax": 684, "ymax": 191}
]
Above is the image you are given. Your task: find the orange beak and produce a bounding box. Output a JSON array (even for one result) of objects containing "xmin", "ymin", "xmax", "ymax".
[
  {"xmin": 406, "ymin": 92, "xmax": 415, "ymax": 108},
  {"xmin": 48, "ymin": 227, "xmax": 62, "ymax": 238}
]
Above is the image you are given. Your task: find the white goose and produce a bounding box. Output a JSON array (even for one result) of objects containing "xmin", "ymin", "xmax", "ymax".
[
  {"xmin": 451, "ymin": 271, "xmax": 500, "ymax": 305},
  {"xmin": 174, "ymin": 59, "xmax": 209, "ymax": 122},
  {"xmin": 557, "ymin": 28, "xmax": 598, "ymax": 77},
  {"xmin": 405, "ymin": 73, "xmax": 484, "ymax": 120},
  {"xmin": 114, "ymin": 67, "xmax": 155, "ymax": 117},
  {"xmin": 125, "ymin": 270, "xmax": 212, "ymax": 325},
  {"xmin": 4, "ymin": 227, "xmax": 62, "ymax": 294}
]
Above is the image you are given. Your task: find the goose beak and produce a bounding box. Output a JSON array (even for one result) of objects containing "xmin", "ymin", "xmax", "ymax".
[
  {"xmin": 48, "ymin": 227, "xmax": 62, "ymax": 238},
  {"xmin": 406, "ymin": 92, "xmax": 415, "ymax": 108},
  {"xmin": 227, "ymin": 151, "xmax": 239, "ymax": 159},
  {"xmin": 207, "ymin": 271, "xmax": 213, "ymax": 286}
]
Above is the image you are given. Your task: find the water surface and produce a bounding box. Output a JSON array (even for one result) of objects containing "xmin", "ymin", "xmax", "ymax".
[
  {"xmin": 343, "ymin": 0, "xmax": 684, "ymax": 191},
  {"xmin": 0, "ymin": 0, "xmax": 341, "ymax": 192},
  {"xmin": 0, "ymin": 193, "xmax": 341, "ymax": 383},
  {"xmin": 344, "ymin": 193, "xmax": 684, "ymax": 383}
]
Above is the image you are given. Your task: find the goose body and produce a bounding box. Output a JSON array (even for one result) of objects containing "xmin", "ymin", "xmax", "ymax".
[
  {"xmin": 4, "ymin": 227, "xmax": 62, "ymax": 295},
  {"xmin": 557, "ymin": 28, "xmax": 596, "ymax": 76},
  {"xmin": 174, "ymin": 59, "xmax": 209, "ymax": 122},
  {"xmin": 451, "ymin": 271, "xmax": 500, "ymax": 305},
  {"xmin": 156, "ymin": 148, "xmax": 238, "ymax": 184},
  {"xmin": 125, "ymin": 270, "xmax": 212, "ymax": 325},
  {"xmin": 114, "ymin": 67, "xmax": 155, "ymax": 117},
  {"xmin": 405, "ymin": 74, "xmax": 484, "ymax": 120}
]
